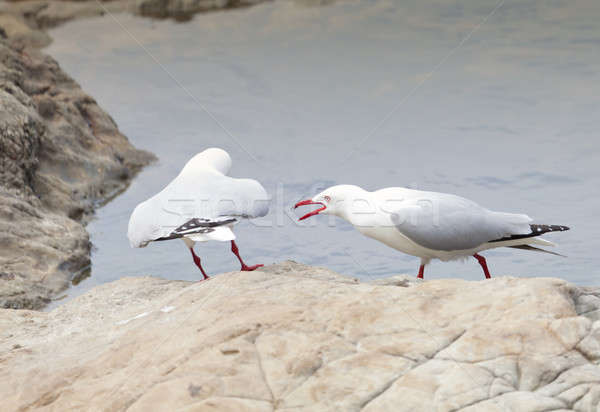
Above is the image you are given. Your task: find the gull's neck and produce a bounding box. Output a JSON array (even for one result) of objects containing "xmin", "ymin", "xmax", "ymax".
[{"xmin": 333, "ymin": 186, "xmax": 375, "ymax": 226}]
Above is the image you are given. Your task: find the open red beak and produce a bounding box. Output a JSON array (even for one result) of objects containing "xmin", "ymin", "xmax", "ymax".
[{"xmin": 294, "ymin": 199, "xmax": 326, "ymax": 221}]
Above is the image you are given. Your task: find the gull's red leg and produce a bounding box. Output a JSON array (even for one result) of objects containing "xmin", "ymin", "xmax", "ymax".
[
  {"xmin": 230, "ymin": 240, "xmax": 263, "ymax": 271},
  {"xmin": 189, "ymin": 247, "xmax": 209, "ymax": 280},
  {"xmin": 417, "ymin": 264, "xmax": 425, "ymax": 279},
  {"xmin": 473, "ymin": 253, "xmax": 491, "ymax": 279}
]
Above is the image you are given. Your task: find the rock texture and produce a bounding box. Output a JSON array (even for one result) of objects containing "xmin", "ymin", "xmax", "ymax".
[
  {"xmin": 0, "ymin": 37, "xmax": 154, "ymax": 309},
  {"xmin": 134, "ymin": 0, "xmax": 268, "ymax": 21},
  {"xmin": 1, "ymin": 261, "xmax": 599, "ymax": 411},
  {"xmin": 0, "ymin": 0, "xmax": 270, "ymax": 39}
]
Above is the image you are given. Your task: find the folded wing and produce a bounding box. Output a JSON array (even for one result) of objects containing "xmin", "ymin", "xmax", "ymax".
[{"xmin": 390, "ymin": 192, "xmax": 532, "ymax": 251}]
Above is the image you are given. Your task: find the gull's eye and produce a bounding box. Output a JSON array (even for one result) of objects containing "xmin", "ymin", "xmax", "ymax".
[{"xmin": 323, "ymin": 195, "xmax": 331, "ymax": 203}]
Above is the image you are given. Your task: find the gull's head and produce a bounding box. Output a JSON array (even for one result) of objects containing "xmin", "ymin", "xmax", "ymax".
[{"xmin": 294, "ymin": 185, "xmax": 364, "ymax": 221}]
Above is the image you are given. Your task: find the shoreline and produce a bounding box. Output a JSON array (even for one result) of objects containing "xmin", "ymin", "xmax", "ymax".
[
  {"xmin": 0, "ymin": 37, "xmax": 156, "ymax": 309},
  {"xmin": 0, "ymin": 0, "xmax": 270, "ymax": 48},
  {"xmin": 0, "ymin": 0, "xmax": 272, "ymax": 310}
]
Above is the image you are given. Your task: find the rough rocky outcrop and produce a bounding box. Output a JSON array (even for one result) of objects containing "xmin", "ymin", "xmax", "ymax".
[
  {"xmin": 133, "ymin": 0, "xmax": 268, "ymax": 21},
  {"xmin": 1, "ymin": 261, "xmax": 599, "ymax": 411},
  {"xmin": 0, "ymin": 0, "xmax": 282, "ymax": 312},
  {"xmin": 0, "ymin": 37, "xmax": 155, "ymax": 309},
  {"xmin": 0, "ymin": 0, "xmax": 270, "ymax": 42}
]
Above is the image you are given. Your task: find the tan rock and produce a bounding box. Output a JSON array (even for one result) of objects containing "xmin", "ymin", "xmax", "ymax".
[
  {"xmin": 0, "ymin": 38, "xmax": 155, "ymax": 309},
  {"xmin": 133, "ymin": 0, "xmax": 266, "ymax": 20},
  {"xmin": 0, "ymin": 13, "xmax": 51, "ymax": 48},
  {"xmin": 0, "ymin": 0, "xmax": 272, "ymax": 43},
  {"xmin": 1, "ymin": 261, "xmax": 599, "ymax": 411}
]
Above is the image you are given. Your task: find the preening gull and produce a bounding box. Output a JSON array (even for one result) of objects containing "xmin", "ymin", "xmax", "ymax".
[
  {"xmin": 295, "ymin": 185, "xmax": 569, "ymax": 279},
  {"xmin": 128, "ymin": 148, "xmax": 269, "ymax": 279}
]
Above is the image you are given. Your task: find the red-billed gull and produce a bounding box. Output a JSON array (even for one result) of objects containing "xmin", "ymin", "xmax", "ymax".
[
  {"xmin": 295, "ymin": 185, "xmax": 569, "ymax": 279},
  {"xmin": 128, "ymin": 148, "xmax": 269, "ymax": 279}
]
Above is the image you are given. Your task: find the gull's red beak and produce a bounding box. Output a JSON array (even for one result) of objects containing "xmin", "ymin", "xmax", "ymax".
[{"xmin": 294, "ymin": 199, "xmax": 326, "ymax": 221}]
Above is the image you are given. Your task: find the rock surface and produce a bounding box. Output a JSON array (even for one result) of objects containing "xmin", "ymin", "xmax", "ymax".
[
  {"xmin": 133, "ymin": 0, "xmax": 268, "ymax": 21},
  {"xmin": 1, "ymin": 261, "xmax": 599, "ymax": 411},
  {"xmin": 0, "ymin": 0, "xmax": 271, "ymax": 38},
  {"xmin": 0, "ymin": 37, "xmax": 154, "ymax": 309}
]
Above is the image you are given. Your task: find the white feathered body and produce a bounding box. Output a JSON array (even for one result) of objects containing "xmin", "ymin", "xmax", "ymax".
[
  {"xmin": 128, "ymin": 148, "xmax": 269, "ymax": 248},
  {"xmin": 326, "ymin": 186, "xmax": 555, "ymax": 262}
]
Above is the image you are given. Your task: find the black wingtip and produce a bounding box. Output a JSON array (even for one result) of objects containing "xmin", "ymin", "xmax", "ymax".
[
  {"xmin": 490, "ymin": 224, "xmax": 570, "ymax": 243},
  {"xmin": 531, "ymin": 224, "xmax": 570, "ymax": 233}
]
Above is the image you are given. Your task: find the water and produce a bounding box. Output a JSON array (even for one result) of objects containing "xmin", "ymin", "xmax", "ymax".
[{"xmin": 45, "ymin": 0, "xmax": 600, "ymax": 306}]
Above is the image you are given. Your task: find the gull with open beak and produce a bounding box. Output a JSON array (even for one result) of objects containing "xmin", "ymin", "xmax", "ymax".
[{"xmin": 294, "ymin": 184, "xmax": 569, "ymax": 279}]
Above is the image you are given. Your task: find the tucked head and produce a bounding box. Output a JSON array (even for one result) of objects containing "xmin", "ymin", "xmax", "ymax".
[
  {"xmin": 294, "ymin": 185, "xmax": 365, "ymax": 220},
  {"xmin": 182, "ymin": 147, "xmax": 232, "ymax": 175}
]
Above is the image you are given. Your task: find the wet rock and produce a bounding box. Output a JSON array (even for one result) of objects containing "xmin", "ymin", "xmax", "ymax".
[
  {"xmin": 134, "ymin": 0, "xmax": 267, "ymax": 21},
  {"xmin": 0, "ymin": 39, "xmax": 155, "ymax": 309},
  {"xmin": 0, "ymin": 261, "xmax": 599, "ymax": 410},
  {"xmin": 0, "ymin": 0, "xmax": 272, "ymax": 41},
  {"xmin": 0, "ymin": 0, "xmax": 131, "ymax": 32}
]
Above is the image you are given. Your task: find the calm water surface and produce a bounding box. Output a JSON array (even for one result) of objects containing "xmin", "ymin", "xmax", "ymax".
[{"xmin": 46, "ymin": 0, "xmax": 600, "ymax": 306}]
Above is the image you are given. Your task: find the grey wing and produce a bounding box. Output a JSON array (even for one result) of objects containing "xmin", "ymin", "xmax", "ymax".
[{"xmin": 390, "ymin": 193, "xmax": 532, "ymax": 251}]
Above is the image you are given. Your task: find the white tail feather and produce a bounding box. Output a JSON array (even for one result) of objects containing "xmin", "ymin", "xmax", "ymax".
[
  {"xmin": 530, "ymin": 237, "xmax": 556, "ymax": 247},
  {"xmin": 186, "ymin": 226, "xmax": 236, "ymax": 242}
]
